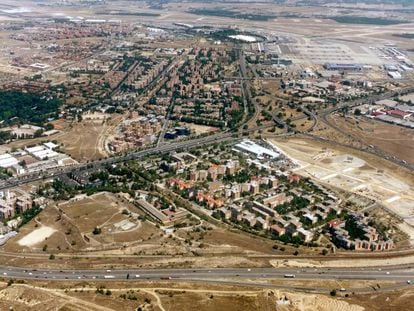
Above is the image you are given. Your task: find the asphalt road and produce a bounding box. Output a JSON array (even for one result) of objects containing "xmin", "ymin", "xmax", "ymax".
[
  {"xmin": 0, "ymin": 122, "xmax": 280, "ymax": 191},
  {"xmin": 1, "ymin": 266, "xmax": 413, "ymax": 284}
]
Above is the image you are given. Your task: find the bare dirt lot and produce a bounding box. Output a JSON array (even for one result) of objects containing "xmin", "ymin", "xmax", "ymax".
[
  {"xmin": 0, "ymin": 279, "xmax": 411, "ymax": 311},
  {"xmin": 181, "ymin": 122, "xmax": 219, "ymax": 135},
  {"xmin": 53, "ymin": 115, "xmax": 123, "ymax": 162},
  {"xmin": 3, "ymin": 192, "xmax": 159, "ymax": 254},
  {"xmin": 329, "ymin": 115, "xmax": 414, "ymax": 165},
  {"xmin": 0, "ymin": 115, "xmax": 123, "ymax": 163}
]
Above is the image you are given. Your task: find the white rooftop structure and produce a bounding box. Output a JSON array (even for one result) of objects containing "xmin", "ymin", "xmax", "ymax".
[
  {"xmin": 43, "ymin": 142, "xmax": 58, "ymax": 150},
  {"xmin": 233, "ymin": 140, "xmax": 280, "ymax": 160},
  {"xmin": 26, "ymin": 145, "xmax": 58, "ymax": 160},
  {"xmin": 0, "ymin": 154, "xmax": 18, "ymax": 168},
  {"xmin": 297, "ymin": 227, "xmax": 313, "ymax": 237},
  {"xmin": 32, "ymin": 149, "xmax": 58, "ymax": 160},
  {"xmin": 229, "ymin": 35, "xmax": 257, "ymax": 42},
  {"xmin": 376, "ymin": 99, "xmax": 398, "ymax": 107},
  {"xmin": 304, "ymin": 213, "xmax": 317, "ymax": 223},
  {"xmin": 25, "ymin": 146, "xmax": 44, "ymax": 153},
  {"xmin": 388, "ymin": 71, "xmax": 402, "ymax": 79}
]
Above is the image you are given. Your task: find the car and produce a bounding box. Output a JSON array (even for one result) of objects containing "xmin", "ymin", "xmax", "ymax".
[
  {"xmin": 135, "ymin": 275, "xmax": 140, "ymax": 278},
  {"xmin": 247, "ymin": 269, "xmax": 251, "ymax": 272},
  {"xmin": 407, "ymin": 280, "xmax": 411, "ymax": 284},
  {"xmin": 28, "ymin": 272, "xmax": 33, "ymax": 276},
  {"xmin": 3, "ymin": 272, "xmax": 7, "ymax": 276},
  {"xmin": 386, "ymin": 271, "xmax": 390, "ymax": 275}
]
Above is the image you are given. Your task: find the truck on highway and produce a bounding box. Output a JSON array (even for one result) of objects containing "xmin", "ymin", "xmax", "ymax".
[
  {"xmin": 104, "ymin": 275, "xmax": 115, "ymax": 279},
  {"xmin": 160, "ymin": 276, "xmax": 172, "ymax": 280},
  {"xmin": 284, "ymin": 274, "xmax": 296, "ymax": 278}
]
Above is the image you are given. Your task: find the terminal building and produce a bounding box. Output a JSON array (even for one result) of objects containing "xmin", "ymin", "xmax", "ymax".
[{"xmin": 324, "ymin": 63, "xmax": 362, "ymax": 71}]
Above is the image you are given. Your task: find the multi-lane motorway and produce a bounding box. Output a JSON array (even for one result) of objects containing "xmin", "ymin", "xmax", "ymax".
[{"xmin": 0, "ymin": 265, "xmax": 413, "ymax": 292}]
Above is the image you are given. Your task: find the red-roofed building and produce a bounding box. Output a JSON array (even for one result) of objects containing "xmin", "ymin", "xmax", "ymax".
[
  {"xmin": 387, "ymin": 109, "xmax": 412, "ymax": 120},
  {"xmin": 270, "ymin": 224, "xmax": 286, "ymax": 236},
  {"xmin": 328, "ymin": 219, "xmax": 344, "ymax": 229},
  {"xmin": 287, "ymin": 174, "xmax": 301, "ymax": 184},
  {"xmin": 371, "ymin": 111, "xmax": 385, "ymax": 117}
]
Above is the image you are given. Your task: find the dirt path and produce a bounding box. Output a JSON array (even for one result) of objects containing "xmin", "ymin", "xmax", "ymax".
[
  {"xmin": 4, "ymin": 284, "xmax": 116, "ymax": 311},
  {"xmin": 140, "ymin": 289, "xmax": 167, "ymax": 311}
]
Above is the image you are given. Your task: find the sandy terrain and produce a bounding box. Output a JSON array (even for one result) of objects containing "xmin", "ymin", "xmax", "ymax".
[
  {"xmin": 183, "ymin": 123, "xmax": 220, "ymax": 135},
  {"xmin": 0, "ymin": 281, "xmax": 369, "ymax": 311},
  {"xmin": 270, "ymin": 254, "xmax": 414, "ymax": 268},
  {"xmin": 329, "ymin": 115, "xmax": 414, "ymax": 165},
  {"xmin": 54, "ymin": 115, "xmax": 123, "ymax": 162},
  {"xmin": 17, "ymin": 226, "xmax": 56, "ymax": 247}
]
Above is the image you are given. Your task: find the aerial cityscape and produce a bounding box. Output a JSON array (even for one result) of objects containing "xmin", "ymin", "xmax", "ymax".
[{"xmin": 0, "ymin": 0, "xmax": 413, "ymax": 310}]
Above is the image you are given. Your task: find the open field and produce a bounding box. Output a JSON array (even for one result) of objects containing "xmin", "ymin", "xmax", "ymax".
[
  {"xmin": 18, "ymin": 226, "xmax": 56, "ymax": 247},
  {"xmin": 3, "ymin": 192, "xmax": 159, "ymax": 254},
  {"xmin": 181, "ymin": 123, "xmax": 219, "ymax": 135},
  {"xmin": 328, "ymin": 115, "xmax": 414, "ymax": 165},
  {"xmin": 0, "ymin": 115, "xmax": 123, "ymax": 162},
  {"xmin": 52, "ymin": 115, "xmax": 124, "ymax": 162},
  {"xmin": 0, "ymin": 279, "xmax": 412, "ymax": 311},
  {"xmin": 1, "ymin": 190, "xmax": 304, "ymax": 268}
]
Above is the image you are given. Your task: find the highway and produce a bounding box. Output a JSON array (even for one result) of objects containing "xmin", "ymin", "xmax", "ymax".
[
  {"xmin": 0, "ymin": 130, "xmax": 235, "ymax": 190},
  {"xmin": 1, "ymin": 266, "xmax": 413, "ymax": 282},
  {"xmin": 0, "ymin": 265, "xmax": 413, "ymax": 292}
]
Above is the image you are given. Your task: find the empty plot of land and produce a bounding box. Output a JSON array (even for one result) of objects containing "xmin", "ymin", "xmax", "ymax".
[
  {"xmin": 329, "ymin": 116, "xmax": 414, "ymax": 165},
  {"xmin": 17, "ymin": 226, "xmax": 56, "ymax": 247},
  {"xmin": 52, "ymin": 115, "xmax": 123, "ymax": 162},
  {"xmin": 183, "ymin": 123, "xmax": 219, "ymax": 135}
]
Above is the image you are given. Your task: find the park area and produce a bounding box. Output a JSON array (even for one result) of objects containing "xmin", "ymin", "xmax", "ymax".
[{"xmin": 3, "ymin": 192, "xmax": 160, "ymax": 254}]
